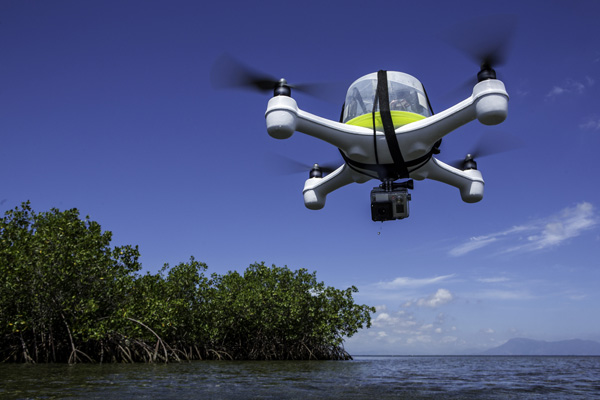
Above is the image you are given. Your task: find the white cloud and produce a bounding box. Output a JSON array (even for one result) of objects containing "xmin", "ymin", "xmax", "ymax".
[
  {"xmin": 407, "ymin": 335, "xmax": 432, "ymax": 344},
  {"xmin": 579, "ymin": 116, "xmax": 600, "ymax": 131},
  {"xmin": 345, "ymin": 306, "xmax": 462, "ymax": 354},
  {"xmin": 546, "ymin": 77, "xmax": 593, "ymax": 99},
  {"xmin": 508, "ymin": 202, "xmax": 598, "ymax": 253},
  {"xmin": 448, "ymin": 226, "xmax": 528, "ymax": 257},
  {"xmin": 477, "ymin": 277, "xmax": 509, "ymax": 283},
  {"xmin": 374, "ymin": 274, "xmax": 455, "ymax": 289},
  {"xmin": 449, "ymin": 202, "xmax": 598, "ymax": 256},
  {"xmin": 448, "ymin": 237, "xmax": 497, "ymax": 257},
  {"xmin": 441, "ymin": 336, "xmax": 458, "ymax": 343},
  {"xmin": 375, "ymin": 304, "xmax": 387, "ymax": 312},
  {"xmin": 547, "ymin": 86, "xmax": 566, "ymax": 97},
  {"xmin": 586, "ymin": 76, "xmax": 596, "ymax": 86},
  {"xmin": 568, "ymin": 293, "xmax": 587, "ymax": 301},
  {"xmin": 474, "ymin": 289, "xmax": 533, "ymax": 301},
  {"xmin": 372, "ymin": 309, "xmax": 418, "ymax": 330},
  {"xmin": 374, "ymin": 312, "xmax": 392, "ymax": 323},
  {"xmin": 405, "ymin": 288, "xmax": 455, "ymax": 308}
]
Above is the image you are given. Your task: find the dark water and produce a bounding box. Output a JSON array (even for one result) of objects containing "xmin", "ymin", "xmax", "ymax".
[{"xmin": 1, "ymin": 356, "xmax": 599, "ymax": 399}]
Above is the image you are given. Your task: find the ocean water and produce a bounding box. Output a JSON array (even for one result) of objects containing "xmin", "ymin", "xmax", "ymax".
[{"xmin": 1, "ymin": 356, "xmax": 599, "ymax": 399}]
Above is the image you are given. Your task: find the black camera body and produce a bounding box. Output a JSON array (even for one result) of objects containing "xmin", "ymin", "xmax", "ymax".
[{"xmin": 370, "ymin": 180, "xmax": 413, "ymax": 221}]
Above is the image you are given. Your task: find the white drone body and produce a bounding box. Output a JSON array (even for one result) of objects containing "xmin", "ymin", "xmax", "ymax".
[{"xmin": 264, "ymin": 71, "xmax": 508, "ymax": 216}]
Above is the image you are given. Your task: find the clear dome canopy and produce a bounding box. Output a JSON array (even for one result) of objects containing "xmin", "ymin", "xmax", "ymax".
[{"xmin": 342, "ymin": 71, "xmax": 432, "ymax": 129}]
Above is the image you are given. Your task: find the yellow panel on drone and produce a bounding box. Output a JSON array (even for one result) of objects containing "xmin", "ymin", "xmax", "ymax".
[{"xmin": 345, "ymin": 111, "xmax": 426, "ymax": 130}]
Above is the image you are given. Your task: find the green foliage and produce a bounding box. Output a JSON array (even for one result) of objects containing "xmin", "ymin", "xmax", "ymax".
[
  {"xmin": 207, "ymin": 263, "xmax": 373, "ymax": 360},
  {"xmin": 0, "ymin": 202, "xmax": 374, "ymax": 363},
  {"xmin": 0, "ymin": 202, "xmax": 141, "ymax": 362}
]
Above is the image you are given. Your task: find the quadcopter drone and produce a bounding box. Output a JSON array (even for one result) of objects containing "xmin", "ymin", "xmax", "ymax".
[
  {"xmin": 213, "ymin": 17, "xmax": 516, "ymax": 221},
  {"xmin": 264, "ymin": 68, "xmax": 507, "ymax": 221}
]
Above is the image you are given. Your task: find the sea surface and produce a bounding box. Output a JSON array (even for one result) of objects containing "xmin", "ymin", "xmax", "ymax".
[{"xmin": 1, "ymin": 356, "xmax": 599, "ymax": 399}]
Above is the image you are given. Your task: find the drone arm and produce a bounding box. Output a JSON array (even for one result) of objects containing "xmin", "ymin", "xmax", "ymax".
[
  {"xmin": 397, "ymin": 79, "xmax": 508, "ymax": 158},
  {"xmin": 412, "ymin": 157, "xmax": 484, "ymax": 203},
  {"xmin": 302, "ymin": 163, "xmax": 369, "ymax": 210},
  {"xmin": 265, "ymin": 95, "xmax": 374, "ymax": 157}
]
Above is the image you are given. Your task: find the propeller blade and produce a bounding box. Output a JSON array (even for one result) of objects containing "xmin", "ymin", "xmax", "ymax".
[
  {"xmin": 269, "ymin": 153, "xmax": 341, "ymax": 175},
  {"xmin": 447, "ymin": 131, "xmax": 523, "ymax": 169},
  {"xmin": 210, "ymin": 54, "xmax": 279, "ymax": 93},
  {"xmin": 271, "ymin": 154, "xmax": 312, "ymax": 174},
  {"xmin": 210, "ymin": 54, "xmax": 347, "ymax": 103},
  {"xmin": 441, "ymin": 14, "xmax": 518, "ymax": 69},
  {"xmin": 289, "ymin": 82, "xmax": 349, "ymax": 103},
  {"xmin": 469, "ymin": 130, "xmax": 523, "ymax": 159},
  {"xmin": 437, "ymin": 14, "xmax": 517, "ymax": 102}
]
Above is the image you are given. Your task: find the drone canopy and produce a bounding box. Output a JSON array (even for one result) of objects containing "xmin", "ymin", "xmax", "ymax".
[{"xmin": 342, "ymin": 71, "xmax": 432, "ymax": 129}]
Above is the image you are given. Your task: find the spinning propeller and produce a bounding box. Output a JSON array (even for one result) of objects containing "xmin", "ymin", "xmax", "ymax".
[
  {"xmin": 270, "ymin": 153, "xmax": 339, "ymax": 178},
  {"xmin": 442, "ymin": 14, "xmax": 518, "ymax": 90},
  {"xmin": 212, "ymin": 54, "xmax": 346, "ymax": 178},
  {"xmin": 210, "ymin": 54, "xmax": 344, "ymax": 102},
  {"xmin": 449, "ymin": 131, "xmax": 523, "ymax": 170},
  {"xmin": 438, "ymin": 14, "xmax": 519, "ymax": 170}
]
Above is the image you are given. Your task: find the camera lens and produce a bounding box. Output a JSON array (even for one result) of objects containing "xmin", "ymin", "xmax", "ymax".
[{"xmin": 371, "ymin": 201, "xmax": 393, "ymax": 221}]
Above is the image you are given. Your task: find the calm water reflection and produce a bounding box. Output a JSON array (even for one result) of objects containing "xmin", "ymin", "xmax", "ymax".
[{"xmin": 2, "ymin": 356, "xmax": 599, "ymax": 399}]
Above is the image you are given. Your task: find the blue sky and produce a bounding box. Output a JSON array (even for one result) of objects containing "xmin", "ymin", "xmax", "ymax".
[{"xmin": 1, "ymin": 0, "xmax": 599, "ymax": 354}]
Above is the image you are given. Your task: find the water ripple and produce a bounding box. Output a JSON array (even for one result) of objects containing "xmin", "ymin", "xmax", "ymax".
[{"xmin": 1, "ymin": 356, "xmax": 599, "ymax": 399}]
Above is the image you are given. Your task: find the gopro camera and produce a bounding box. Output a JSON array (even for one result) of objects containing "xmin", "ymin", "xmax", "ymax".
[{"xmin": 370, "ymin": 180, "xmax": 413, "ymax": 221}]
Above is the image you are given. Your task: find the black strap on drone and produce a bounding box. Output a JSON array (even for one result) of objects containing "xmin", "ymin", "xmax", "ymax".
[
  {"xmin": 375, "ymin": 70, "xmax": 409, "ymax": 180},
  {"xmin": 340, "ymin": 147, "xmax": 434, "ymax": 180}
]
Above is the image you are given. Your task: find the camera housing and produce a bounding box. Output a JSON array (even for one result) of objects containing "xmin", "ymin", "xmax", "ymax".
[{"xmin": 370, "ymin": 180, "xmax": 413, "ymax": 221}]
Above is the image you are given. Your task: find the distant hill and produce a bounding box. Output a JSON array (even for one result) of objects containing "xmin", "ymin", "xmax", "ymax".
[{"xmin": 482, "ymin": 338, "xmax": 600, "ymax": 356}]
